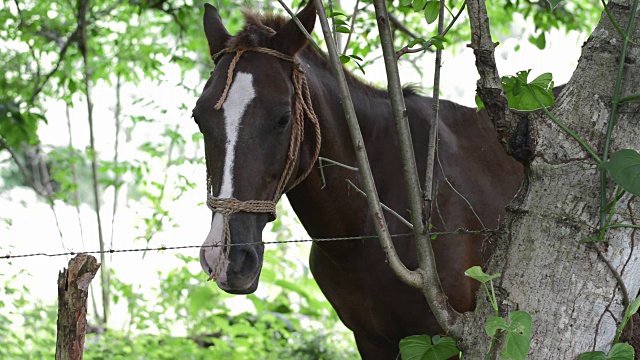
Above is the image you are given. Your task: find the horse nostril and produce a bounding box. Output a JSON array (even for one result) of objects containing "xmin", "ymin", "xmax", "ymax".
[
  {"xmin": 199, "ymin": 248, "xmax": 213, "ymax": 276},
  {"xmin": 229, "ymin": 246, "xmax": 258, "ymax": 275}
]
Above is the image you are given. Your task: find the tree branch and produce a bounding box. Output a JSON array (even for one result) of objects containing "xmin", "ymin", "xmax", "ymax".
[
  {"xmin": 77, "ymin": 0, "xmax": 109, "ymax": 327},
  {"xmin": 0, "ymin": 137, "xmax": 46, "ymax": 197},
  {"xmin": 30, "ymin": 31, "xmax": 80, "ymax": 103},
  {"xmin": 423, "ymin": 0, "xmax": 445, "ymax": 228},
  {"xmin": 466, "ymin": 0, "xmax": 533, "ymax": 163},
  {"xmin": 314, "ymin": 0, "xmax": 422, "ymax": 289},
  {"xmin": 346, "ymin": 179, "xmax": 414, "ymax": 230},
  {"xmin": 28, "ymin": 0, "xmax": 123, "ymax": 103},
  {"xmin": 395, "ymin": 2, "xmax": 466, "ymax": 59},
  {"xmin": 277, "ymin": 0, "xmax": 328, "ymax": 60},
  {"xmin": 372, "ymin": 0, "xmax": 461, "ymax": 336},
  {"xmin": 342, "ymin": 0, "xmax": 360, "ymax": 53}
]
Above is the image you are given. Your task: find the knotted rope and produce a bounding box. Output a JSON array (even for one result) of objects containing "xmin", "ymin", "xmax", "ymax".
[{"xmin": 205, "ymin": 47, "xmax": 321, "ymax": 281}]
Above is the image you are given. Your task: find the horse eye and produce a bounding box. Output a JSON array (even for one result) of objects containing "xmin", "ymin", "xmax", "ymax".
[{"xmin": 276, "ymin": 114, "xmax": 290, "ymax": 129}]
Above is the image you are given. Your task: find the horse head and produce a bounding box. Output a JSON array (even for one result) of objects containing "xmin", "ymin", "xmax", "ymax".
[{"xmin": 193, "ymin": 2, "xmax": 318, "ymax": 294}]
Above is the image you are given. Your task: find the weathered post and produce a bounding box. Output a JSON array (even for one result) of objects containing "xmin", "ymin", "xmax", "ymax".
[{"xmin": 55, "ymin": 254, "xmax": 100, "ymax": 360}]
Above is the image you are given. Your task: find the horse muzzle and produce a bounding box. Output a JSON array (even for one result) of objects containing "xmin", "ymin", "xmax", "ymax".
[{"xmin": 200, "ymin": 212, "xmax": 267, "ymax": 294}]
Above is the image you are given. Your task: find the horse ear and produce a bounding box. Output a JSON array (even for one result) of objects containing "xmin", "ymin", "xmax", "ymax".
[
  {"xmin": 203, "ymin": 4, "xmax": 231, "ymax": 58},
  {"xmin": 271, "ymin": 1, "xmax": 316, "ymax": 56}
]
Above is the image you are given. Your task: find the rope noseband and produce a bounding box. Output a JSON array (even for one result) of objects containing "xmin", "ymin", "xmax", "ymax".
[{"xmin": 205, "ymin": 47, "xmax": 321, "ymax": 281}]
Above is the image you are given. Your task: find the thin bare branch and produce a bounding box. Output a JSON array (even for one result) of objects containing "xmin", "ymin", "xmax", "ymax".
[
  {"xmin": 372, "ymin": 0, "xmax": 461, "ymax": 335},
  {"xmin": 30, "ymin": 31, "xmax": 79, "ymax": 103},
  {"xmin": 77, "ymin": 0, "xmax": 109, "ymax": 327},
  {"xmin": 37, "ymin": 154, "xmax": 67, "ymax": 251},
  {"xmin": 346, "ymin": 179, "xmax": 414, "ymax": 230},
  {"xmin": 423, "ymin": 0, "xmax": 446, "ymax": 229},
  {"xmin": 318, "ymin": 156, "xmax": 359, "ymax": 171},
  {"xmin": 93, "ymin": 0, "xmax": 123, "ymax": 18},
  {"xmin": 395, "ymin": 2, "xmax": 466, "ymax": 59},
  {"xmin": 65, "ymin": 104, "xmax": 86, "ymax": 247},
  {"xmin": 342, "ymin": 0, "xmax": 360, "ymax": 53},
  {"xmin": 329, "ymin": 0, "xmax": 341, "ymax": 50},
  {"xmin": 28, "ymin": 0, "xmax": 123, "ymax": 103},
  {"xmin": 276, "ymin": 0, "xmax": 328, "ymax": 60},
  {"xmin": 314, "ymin": 0, "xmax": 422, "ymax": 289},
  {"xmin": 437, "ymin": 150, "xmax": 486, "ymax": 228},
  {"xmin": 0, "ymin": 137, "xmax": 46, "ymax": 197},
  {"xmin": 110, "ymin": 73, "xmax": 122, "ymax": 251},
  {"xmin": 442, "ymin": 2, "xmax": 466, "ymax": 37},
  {"xmin": 388, "ymin": 12, "xmax": 420, "ymax": 40}
]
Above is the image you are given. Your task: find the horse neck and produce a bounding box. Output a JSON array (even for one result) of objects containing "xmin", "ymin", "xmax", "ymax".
[
  {"xmin": 299, "ymin": 46, "xmax": 392, "ymax": 159},
  {"xmin": 286, "ymin": 47, "xmax": 396, "ymax": 239}
]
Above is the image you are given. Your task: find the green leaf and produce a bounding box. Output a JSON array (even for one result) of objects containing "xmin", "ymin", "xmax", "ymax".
[
  {"xmin": 579, "ymin": 352, "xmax": 607, "ymax": 360},
  {"xmin": 431, "ymin": 35, "xmax": 448, "ymax": 43},
  {"xmin": 502, "ymin": 71, "xmax": 555, "ymax": 111},
  {"xmin": 607, "ymin": 343, "xmax": 634, "ymax": 360},
  {"xmin": 485, "ymin": 316, "xmax": 507, "ymax": 336},
  {"xmin": 335, "ymin": 25, "xmax": 351, "ymax": 34},
  {"xmin": 339, "ymin": 54, "xmax": 351, "ymax": 64},
  {"xmin": 399, "ymin": 335, "xmax": 459, "ymax": 360},
  {"xmin": 413, "ymin": 0, "xmax": 427, "ymax": 11},
  {"xmin": 529, "ymin": 32, "xmax": 546, "ymax": 50},
  {"xmin": 332, "ymin": 19, "xmax": 348, "ymax": 26},
  {"xmin": 68, "ymin": 79, "xmax": 77, "ymax": 94},
  {"xmin": 431, "ymin": 39, "xmax": 444, "ymax": 50},
  {"xmin": 546, "ymin": 0, "xmax": 564, "ymax": 10},
  {"xmin": 614, "ymin": 294, "xmax": 640, "ymax": 345},
  {"xmin": 475, "ymin": 94, "xmax": 486, "ymax": 111},
  {"xmin": 501, "ymin": 311, "xmax": 532, "ymax": 360},
  {"xmin": 329, "ymin": 10, "xmax": 347, "ymax": 17},
  {"xmin": 627, "ymin": 295, "xmax": 640, "ymax": 318},
  {"xmin": 400, "ymin": 0, "xmax": 413, "ymax": 6},
  {"xmin": 408, "ymin": 38, "xmax": 427, "ymax": 48},
  {"xmin": 424, "ymin": 1, "xmax": 440, "ymax": 24},
  {"xmin": 464, "ymin": 266, "xmax": 501, "ymax": 284},
  {"xmin": 604, "ymin": 149, "xmax": 640, "ymax": 197},
  {"xmin": 530, "ymin": 72, "xmax": 553, "ymax": 88}
]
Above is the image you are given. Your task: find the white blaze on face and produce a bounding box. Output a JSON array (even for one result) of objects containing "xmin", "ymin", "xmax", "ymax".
[{"xmin": 202, "ymin": 72, "xmax": 255, "ymax": 282}]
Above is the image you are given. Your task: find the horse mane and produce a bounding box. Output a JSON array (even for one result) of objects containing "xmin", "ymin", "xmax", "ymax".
[{"xmin": 228, "ymin": 9, "xmax": 424, "ymax": 99}]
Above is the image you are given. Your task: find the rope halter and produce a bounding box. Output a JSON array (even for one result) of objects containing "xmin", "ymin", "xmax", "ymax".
[{"xmin": 205, "ymin": 47, "xmax": 321, "ymax": 281}]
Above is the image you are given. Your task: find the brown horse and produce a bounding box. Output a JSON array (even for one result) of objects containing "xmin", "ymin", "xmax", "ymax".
[{"xmin": 192, "ymin": 2, "xmax": 523, "ymax": 358}]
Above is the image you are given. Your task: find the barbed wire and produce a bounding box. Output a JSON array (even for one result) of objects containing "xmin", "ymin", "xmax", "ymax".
[{"xmin": 1, "ymin": 228, "xmax": 495, "ymax": 260}]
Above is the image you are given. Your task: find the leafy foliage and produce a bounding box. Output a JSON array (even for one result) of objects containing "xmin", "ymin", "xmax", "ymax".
[
  {"xmin": 604, "ymin": 149, "xmax": 640, "ymax": 197},
  {"xmin": 0, "ymin": 243, "xmax": 358, "ymax": 358},
  {"xmin": 0, "ymin": 276, "xmax": 57, "ymax": 359},
  {"xmin": 464, "ymin": 267, "xmax": 533, "ymax": 359},
  {"xmin": 580, "ymin": 343, "xmax": 635, "ymax": 360},
  {"xmin": 475, "ymin": 70, "xmax": 555, "ymax": 111},
  {"xmin": 500, "ymin": 311, "xmax": 533, "ymax": 360},
  {"xmin": 464, "ymin": 266, "xmax": 501, "ymax": 284},
  {"xmin": 399, "ymin": 334, "xmax": 459, "ymax": 360}
]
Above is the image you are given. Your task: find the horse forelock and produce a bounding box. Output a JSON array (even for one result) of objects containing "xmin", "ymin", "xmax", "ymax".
[{"xmin": 225, "ymin": 10, "xmax": 288, "ymax": 49}]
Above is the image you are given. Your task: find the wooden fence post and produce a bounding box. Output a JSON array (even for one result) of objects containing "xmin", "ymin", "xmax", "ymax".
[{"xmin": 55, "ymin": 254, "xmax": 100, "ymax": 360}]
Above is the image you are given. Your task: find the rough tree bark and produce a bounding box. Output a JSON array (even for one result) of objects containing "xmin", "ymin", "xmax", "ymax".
[
  {"xmin": 56, "ymin": 255, "xmax": 100, "ymax": 360},
  {"xmin": 460, "ymin": 0, "xmax": 640, "ymax": 358}
]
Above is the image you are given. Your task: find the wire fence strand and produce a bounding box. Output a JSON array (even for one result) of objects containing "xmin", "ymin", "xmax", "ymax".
[{"xmin": 1, "ymin": 228, "xmax": 496, "ymax": 260}]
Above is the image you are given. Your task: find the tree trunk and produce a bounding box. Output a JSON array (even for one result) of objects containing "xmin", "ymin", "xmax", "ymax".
[
  {"xmin": 56, "ymin": 255, "xmax": 101, "ymax": 360},
  {"xmin": 461, "ymin": 1, "xmax": 640, "ymax": 358}
]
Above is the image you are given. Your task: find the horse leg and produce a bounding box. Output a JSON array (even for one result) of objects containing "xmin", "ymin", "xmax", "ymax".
[{"xmin": 353, "ymin": 332, "xmax": 400, "ymax": 360}]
